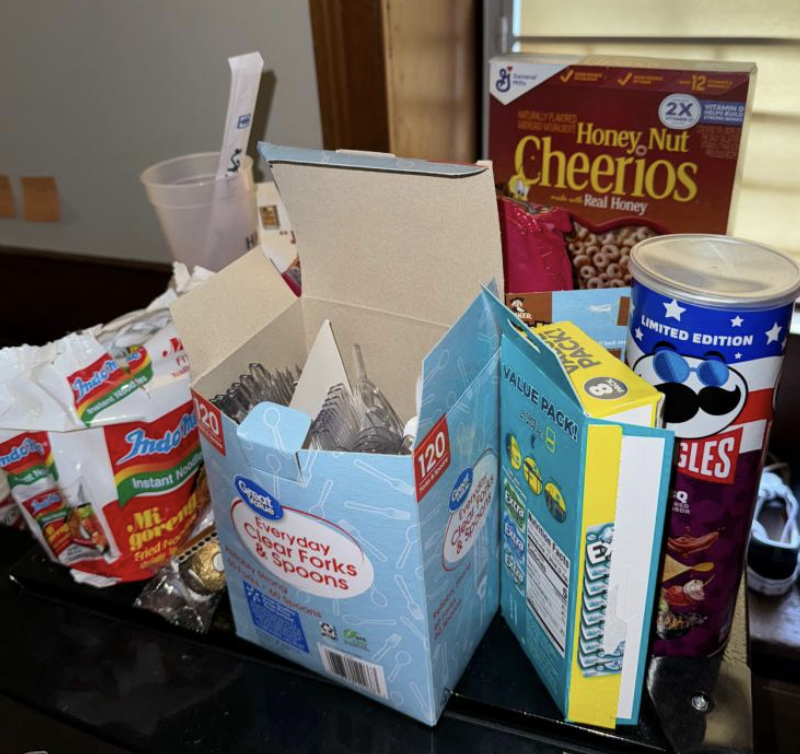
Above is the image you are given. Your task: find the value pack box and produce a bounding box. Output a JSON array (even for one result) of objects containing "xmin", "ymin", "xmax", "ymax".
[
  {"xmin": 499, "ymin": 320, "xmax": 674, "ymax": 728},
  {"xmin": 171, "ymin": 144, "xmax": 509, "ymax": 725},
  {"xmin": 489, "ymin": 53, "xmax": 755, "ymax": 290}
]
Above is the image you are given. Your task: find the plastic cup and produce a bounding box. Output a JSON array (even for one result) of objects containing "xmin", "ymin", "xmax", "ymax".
[{"xmin": 141, "ymin": 152, "xmax": 258, "ymax": 271}]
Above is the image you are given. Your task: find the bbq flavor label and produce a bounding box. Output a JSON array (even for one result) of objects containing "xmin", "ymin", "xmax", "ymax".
[{"xmin": 626, "ymin": 282, "xmax": 792, "ymax": 654}]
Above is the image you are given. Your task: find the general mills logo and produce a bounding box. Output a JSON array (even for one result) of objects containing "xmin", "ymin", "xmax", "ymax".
[
  {"xmin": 496, "ymin": 66, "xmax": 512, "ymax": 92},
  {"xmin": 234, "ymin": 476, "xmax": 283, "ymax": 520}
]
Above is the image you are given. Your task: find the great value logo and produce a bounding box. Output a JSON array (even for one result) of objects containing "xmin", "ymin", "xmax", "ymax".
[
  {"xmin": 443, "ymin": 449, "xmax": 496, "ymax": 569},
  {"xmin": 449, "ymin": 468, "xmax": 473, "ymax": 511},
  {"xmin": 235, "ymin": 476, "xmax": 283, "ymax": 520}
]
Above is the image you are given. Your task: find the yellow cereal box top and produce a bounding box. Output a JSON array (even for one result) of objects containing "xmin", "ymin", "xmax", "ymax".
[{"xmin": 535, "ymin": 321, "xmax": 663, "ymax": 426}]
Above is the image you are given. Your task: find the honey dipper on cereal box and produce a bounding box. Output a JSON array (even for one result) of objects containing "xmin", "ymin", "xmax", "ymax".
[{"xmin": 489, "ymin": 54, "xmax": 755, "ymax": 290}]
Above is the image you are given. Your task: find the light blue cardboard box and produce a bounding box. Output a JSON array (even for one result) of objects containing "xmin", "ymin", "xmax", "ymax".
[{"xmin": 172, "ymin": 144, "xmax": 509, "ymax": 725}]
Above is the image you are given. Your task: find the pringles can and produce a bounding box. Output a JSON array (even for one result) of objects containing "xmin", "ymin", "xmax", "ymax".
[{"xmin": 626, "ymin": 235, "xmax": 800, "ymax": 655}]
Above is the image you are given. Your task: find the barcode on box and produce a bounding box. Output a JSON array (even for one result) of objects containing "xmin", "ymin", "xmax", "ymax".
[{"xmin": 319, "ymin": 646, "xmax": 388, "ymax": 698}]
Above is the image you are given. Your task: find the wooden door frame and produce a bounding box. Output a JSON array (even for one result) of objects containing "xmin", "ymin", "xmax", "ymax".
[
  {"xmin": 309, "ymin": 0, "xmax": 481, "ymax": 160},
  {"xmin": 309, "ymin": 0, "xmax": 392, "ymax": 152}
]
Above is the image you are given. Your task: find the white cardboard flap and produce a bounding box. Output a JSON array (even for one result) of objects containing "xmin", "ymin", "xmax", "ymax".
[
  {"xmin": 169, "ymin": 248, "xmax": 295, "ymax": 381},
  {"xmin": 259, "ymin": 143, "xmax": 504, "ymax": 328},
  {"xmin": 289, "ymin": 319, "xmax": 351, "ymax": 419}
]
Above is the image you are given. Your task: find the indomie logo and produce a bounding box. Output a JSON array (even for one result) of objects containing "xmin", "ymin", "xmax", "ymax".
[
  {"xmin": 118, "ymin": 412, "xmax": 198, "ymax": 464},
  {"xmin": 30, "ymin": 492, "xmax": 61, "ymax": 515},
  {"xmin": 0, "ymin": 437, "xmax": 46, "ymax": 468},
  {"xmin": 71, "ymin": 359, "xmax": 121, "ymax": 403}
]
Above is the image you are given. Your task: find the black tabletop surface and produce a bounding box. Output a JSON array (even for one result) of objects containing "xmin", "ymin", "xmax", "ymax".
[{"xmin": 0, "ymin": 527, "xmax": 749, "ymax": 754}]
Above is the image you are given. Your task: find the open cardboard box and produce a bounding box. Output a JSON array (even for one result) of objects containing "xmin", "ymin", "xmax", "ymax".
[{"xmin": 171, "ymin": 144, "xmax": 510, "ymax": 725}]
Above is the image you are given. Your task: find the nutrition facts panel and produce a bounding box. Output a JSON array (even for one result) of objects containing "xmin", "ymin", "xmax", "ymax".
[{"xmin": 526, "ymin": 511, "xmax": 570, "ymax": 656}]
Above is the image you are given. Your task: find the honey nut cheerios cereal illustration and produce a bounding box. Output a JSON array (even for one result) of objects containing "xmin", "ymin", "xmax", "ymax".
[{"xmin": 566, "ymin": 222, "xmax": 658, "ymax": 290}]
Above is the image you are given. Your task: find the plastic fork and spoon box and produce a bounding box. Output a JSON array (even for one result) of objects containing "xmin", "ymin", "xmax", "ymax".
[{"xmin": 171, "ymin": 143, "xmax": 511, "ymax": 724}]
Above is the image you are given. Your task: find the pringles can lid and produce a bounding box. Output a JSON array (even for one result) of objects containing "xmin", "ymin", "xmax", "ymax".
[{"xmin": 630, "ymin": 234, "xmax": 800, "ymax": 310}]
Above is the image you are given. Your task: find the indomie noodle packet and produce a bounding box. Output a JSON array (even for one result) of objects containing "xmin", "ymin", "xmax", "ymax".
[{"xmin": 0, "ymin": 266, "xmax": 211, "ymax": 585}]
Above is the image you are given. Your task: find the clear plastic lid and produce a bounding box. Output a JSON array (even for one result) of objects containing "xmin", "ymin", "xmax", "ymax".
[{"xmin": 630, "ymin": 234, "xmax": 800, "ymax": 310}]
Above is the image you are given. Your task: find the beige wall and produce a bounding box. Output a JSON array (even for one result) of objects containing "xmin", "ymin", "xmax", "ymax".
[{"xmin": 0, "ymin": 0, "xmax": 323, "ymax": 264}]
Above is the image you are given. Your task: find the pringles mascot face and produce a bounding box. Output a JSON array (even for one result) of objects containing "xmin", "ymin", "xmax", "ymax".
[{"xmin": 633, "ymin": 344, "xmax": 747, "ymax": 439}]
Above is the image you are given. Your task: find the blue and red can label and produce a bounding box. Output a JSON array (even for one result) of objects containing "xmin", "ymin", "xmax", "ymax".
[{"xmin": 626, "ymin": 282, "xmax": 792, "ymax": 655}]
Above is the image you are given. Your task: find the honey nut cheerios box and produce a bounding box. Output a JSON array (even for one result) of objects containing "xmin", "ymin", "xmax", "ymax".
[
  {"xmin": 499, "ymin": 319, "xmax": 673, "ymax": 728},
  {"xmin": 489, "ymin": 53, "xmax": 756, "ymax": 291}
]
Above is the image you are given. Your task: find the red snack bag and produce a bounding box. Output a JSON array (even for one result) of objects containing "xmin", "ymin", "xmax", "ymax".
[{"xmin": 498, "ymin": 197, "xmax": 574, "ymax": 294}]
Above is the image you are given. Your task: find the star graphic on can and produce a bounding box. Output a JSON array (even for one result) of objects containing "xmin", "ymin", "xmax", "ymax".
[
  {"xmin": 730, "ymin": 315, "xmax": 744, "ymax": 327},
  {"xmin": 635, "ymin": 327, "xmax": 644, "ymax": 340},
  {"xmin": 765, "ymin": 322, "xmax": 783, "ymax": 344},
  {"xmin": 663, "ymin": 299, "xmax": 686, "ymax": 321}
]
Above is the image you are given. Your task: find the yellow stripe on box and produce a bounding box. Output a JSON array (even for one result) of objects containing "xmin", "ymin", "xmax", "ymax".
[{"xmin": 567, "ymin": 423, "xmax": 623, "ymax": 729}]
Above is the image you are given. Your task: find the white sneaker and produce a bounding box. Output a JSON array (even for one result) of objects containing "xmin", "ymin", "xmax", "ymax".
[{"xmin": 747, "ymin": 471, "xmax": 800, "ymax": 597}]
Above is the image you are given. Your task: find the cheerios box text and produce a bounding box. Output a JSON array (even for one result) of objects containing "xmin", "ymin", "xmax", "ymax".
[
  {"xmin": 489, "ymin": 53, "xmax": 755, "ymax": 235},
  {"xmin": 490, "ymin": 54, "xmax": 755, "ymax": 295}
]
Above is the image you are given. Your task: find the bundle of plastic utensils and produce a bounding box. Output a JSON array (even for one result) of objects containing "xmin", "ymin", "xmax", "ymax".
[
  {"xmin": 210, "ymin": 363, "xmax": 300, "ymax": 422},
  {"xmin": 309, "ymin": 345, "xmax": 407, "ymax": 454}
]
